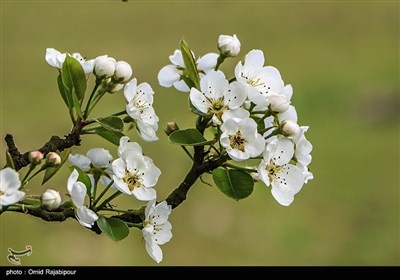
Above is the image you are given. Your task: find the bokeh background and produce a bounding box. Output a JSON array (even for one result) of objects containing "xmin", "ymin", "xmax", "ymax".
[{"xmin": 0, "ymin": 0, "xmax": 398, "ymax": 266}]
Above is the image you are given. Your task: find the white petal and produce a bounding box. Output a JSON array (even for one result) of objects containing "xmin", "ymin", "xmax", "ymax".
[
  {"xmin": 126, "ymin": 102, "xmax": 141, "ymax": 120},
  {"xmin": 274, "ymin": 137, "xmax": 294, "ymax": 166},
  {"xmin": 153, "ymin": 222, "xmax": 173, "ymax": 245},
  {"xmin": 158, "ymin": 65, "xmax": 180, "ymax": 88},
  {"xmin": 0, "ymin": 168, "xmax": 21, "ymax": 192},
  {"xmin": 220, "ymin": 118, "xmax": 239, "ymax": 134},
  {"xmin": 173, "ymin": 79, "xmax": 190, "ymax": 92},
  {"xmin": 67, "ymin": 169, "xmax": 79, "ymax": 193},
  {"xmin": 169, "ymin": 49, "xmax": 185, "ymax": 67},
  {"xmin": 247, "ymin": 84, "xmax": 268, "ymax": 107},
  {"xmin": 237, "ymin": 117, "xmax": 258, "ymax": 137},
  {"xmin": 118, "ymin": 136, "xmax": 142, "ymax": 156},
  {"xmin": 190, "ymin": 88, "xmax": 209, "ymax": 114},
  {"xmin": 140, "ymin": 106, "xmax": 159, "ymax": 127},
  {"xmin": 45, "ymin": 48, "xmax": 65, "ymax": 68},
  {"xmin": 225, "ymin": 81, "xmax": 247, "ymax": 109},
  {"xmin": 69, "ymin": 154, "xmax": 91, "ymax": 172},
  {"xmin": 132, "ymin": 186, "xmax": 156, "ymax": 201},
  {"xmin": 279, "ymin": 105, "xmax": 298, "ymax": 123},
  {"xmin": 137, "ymin": 82, "xmax": 155, "ymax": 102},
  {"xmin": 111, "ymin": 158, "xmax": 127, "ymax": 179},
  {"xmin": 280, "ymin": 164, "xmax": 305, "ymax": 195},
  {"xmin": 227, "ymin": 148, "xmax": 249, "ymax": 161},
  {"xmin": 257, "ymin": 160, "xmax": 271, "ymax": 186},
  {"xmin": 144, "ymin": 236, "xmax": 163, "ymax": 263},
  {"xmin": 137, "ymin": 120, "xmax": 159, "ymax": 142},
  {"xmin": 142, "ymin": 161, "xmax": 161, "ymax": 188},
  {"xmin": 244, "ymin": 49, "xmax": 265, "ymax": 69},
  {"xmin": 70, "ymin": 182, "xmax": 87, "ymax": 207},
  {"xmin": 245, "ymin": 134, "xmax": 265, "ymax": 158},
  {"xmin": 112, "ymin": 176, "xmax": 132, "ymax": 195},
  {"xmin": 221, "ymin": 108, "xmax": 250, "ymax": 122},
  {"xmin": 271, "ymin": 181, "xmax": 295, "ymax": 206},
  {"xmin": 87, "ymin": 148, "xmax": 112, "ymax": 168},
  {"xmin": 81, "ymin": 59, "xmax": 94, "ymax": 74},
  {"xmin": 197, "ymin": 53, "xmax": 219, "ymax": 72},
  {"xmin": 200, "ymin": 70, "xmax": 227, "ymax": 99},
  {"xmin": 124, "ymin": 78, "xmax": 138, "ymax": 102},
  {"xmin": 76, "ymin": 206, "xmax": 98, "ymax": 228},
  {"xmin": 0, "ymin": 191, "xmax": 25, "ymax": 206},
  {"xmin": 282, "ymin": 84, "xmax": 293, "ymax": 101},
  {"xmin": 151, "ymin": 201, "xmax": 172, "ymax": 224},
  {"xmin": 145, "ymin": 199, "xmax": 157, "ymax": 219}
]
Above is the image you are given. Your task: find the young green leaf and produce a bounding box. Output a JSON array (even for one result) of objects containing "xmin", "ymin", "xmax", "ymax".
[
  {"xmin": 97, "ymin": 216, "xmax": 130, "ymax": 242},
  {"xmin": 212, "ymin": 168, "xmax": 254, "ymax": 201},
  {"xmin": 180, "ymin": 39, "xmax": 200, "ymax": 89},
  {"xmin": 42, "ymin": 148, "xmax": 71, "ymax": 185},
  {"xmin": 96, "ymin": 116, "xmax": 124, "ymax": 132},
  {"xmin": 169, "ymin": 128, "xmax": 214, "ymax": 146},
  {"xmin": 62, "ymin": 55, "xmax": 87, "ymax": 101},
  {"xmin": 57, "ymin": 74, "xmax": 73, "ymax": 109},
  {"xmin": 95, "ymin": 127, "xmax": 125, "ymax": 146}
]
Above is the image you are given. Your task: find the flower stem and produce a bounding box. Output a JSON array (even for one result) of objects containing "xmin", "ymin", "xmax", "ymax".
[
  {"xmin": 96, "ymin": 190, "xmax": 121, "ymax": 211},
  {"xmin": 181, "ymin": 146, "xmax": 194, "ymax": 161},
  {"xmin": 125, "ymin": 222, "xmax": 143, "ymax": 229},
  {"xmin": 223, "ymin": 162, "xmax": 257, "ymax": 173},
  {"xmin": 93, "ymin": 180, "xmax": 114, "ymax": 207},
  {"xmin": 21, "ymin": 164, "xmax": 36, "ymax": 186},
  {"xmin": 215, "ymin": 54, "xmax": 226, "ymax": 71},
  {"xmin": 83, "ymin": 78, "xmax": 102, "ymax": 120}
]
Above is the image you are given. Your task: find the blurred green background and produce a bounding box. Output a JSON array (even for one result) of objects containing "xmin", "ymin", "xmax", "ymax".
[{"xmin": 0, "ymin": 0, "xmax": 398, "ymax": 266}]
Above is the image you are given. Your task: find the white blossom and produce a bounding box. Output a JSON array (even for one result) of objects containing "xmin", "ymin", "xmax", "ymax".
[
  {"xmin": 114, "ymin": 61, "xmax": 133, "ymax": 83},
  {"xmin": 124, "ymin": 78, "xmax": 159, "ymax": 142},
  {"xmin": 189, "ymin": 70, "xmax": 247, "ymax": 124},
  {"xmin": 0, "ymin": 168, "xmax": 24, "ymax": 207},
  {"xmin": 41, "ymin": 189, "xmax": 62, "ymax": 211},
  {"xmin": 293, "ymin": 127, "xmax": 313, "ymax": 183},
  {"xmin": 220, "ymin": 117, "xmax": 265, "ymax": 161},
  {"xmin": 94, "ymin": 55, "xmax": 116, "ymax": 78},
  {"xmin": 218, "ymin": 34, "xmax": 241, "ymax": 57},
  {"xmin": 112, "ymin": 137, "xmax": 161, "ymax": 201},
  {"xmin": 281, "ymin": 120, "xmax": 301, "ymax": 137},
  {"xmin": 235, "ymin": 49, "xmax": 284, "ymax": 110},
  {"xmin": 45, "ymin": 48, "xmax": 94, "ymax": 74},
  {"xmin": 258, "ymin": 137, "xmax": 305, "ymax": 206},
  {"xmin": 142, "ymin": 200, "xmax": 172, "ymax": 263},
  {"xmin": 67, "ymin": 170, "xmax": 98, "ymax": 228}
]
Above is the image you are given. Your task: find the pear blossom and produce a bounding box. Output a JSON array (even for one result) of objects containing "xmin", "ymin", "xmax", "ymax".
[
  {"xmin": 41, "ymin": 189, "xmax": 61, "ymax": 211},
  {"xmin": 158, "ymin": 50, "xmax": 218, "ymax": 92},
  {"xmin": 235, "ymin": 49, "xmax": 284, "ymax": 109},
  {"xmin": 220, "ymin": 117, "xmax": 265, "ymax": 161},
  {"xmin": 258, "ymin": 137, "xmax": 306, "ymax": 206},
  {"xmin": 293, "ymin": 127, "xmax": 313, "ymax": 183},
  {"xmin": 190, "ymin": 70, "xmax": 248, "ymax": 124},
  {"xmin": 218, "ymin": 34, "xmax": 241, "ymax": 57},
  {"xmin": 45, "ymin": 48, "xmax": 94, "ymax": 74},
  {"xmin": 142, "ymin": 200, "xmax": 173, "ymax": 263},
  {"xmin": 0, "ymin": 168, "xmax": 24, "ymax": 207},
  {"xmin": 112, "ymin": 137, "xmax": 161, "ymax": 201},
  {"xmin": 94, "ymin": 55, "xmax": 116, "ymax": 78},
  {"xmin": 67, "ymin": 170, "xmax": 98, "ymax": 228},
  {"xmin": 281, "ymin": 120, "xmax": 301, "ymax": 137},
  {"xmin": 124, "ymin": 78, "xmax": 159, "ymax": 142},
  {"xmin": 114, "ymin": 61, "xmax": 133, "ymax": 83}
]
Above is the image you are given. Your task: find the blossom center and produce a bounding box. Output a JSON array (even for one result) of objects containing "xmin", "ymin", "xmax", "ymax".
[
  {"xmin": 0, "ymin": 190, "xmax": 4, "ymax": 196},
  {"xmin": 123, "ymin": 169, "xmax": 143, "ymax": 191},
  {"xmin": 266, "ymin": 160, "xmax": 288, "ymax": 186},
  {"xmin": 207, "ymin": 97, "xmax": 227, "ymax": 118},
  {"xmin": 229, "ymin": 131, "xmax": 247, "ymax": 152}
]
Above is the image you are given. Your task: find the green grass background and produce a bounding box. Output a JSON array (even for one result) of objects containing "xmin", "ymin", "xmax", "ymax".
[{"xmin": 0, "ymin": 0, "xmax": 398, "ymax": 266}]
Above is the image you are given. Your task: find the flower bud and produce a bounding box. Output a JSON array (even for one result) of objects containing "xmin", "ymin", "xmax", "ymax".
[
  {"xmin": 41, "ymin": 189, "xmax": 62, "ymax": 211},
  {"xmin": 114, "ymin": 61, "xmax": 133, "ymax": 83},
  {"xmin": 46, "ymin": 152, "xmax": 61, "ymax": 166},
  {"xmin": 218, "ymin": 34, "xmax": 241, "ymax": 57},
  {"xmin": 164, "ymin": 122, "xmax": 179, "ymax": 136},
  {"xmin": 94, "ymin": 55, "xmax": 116, "ymax": 78},
  {"xmin": 281, "ymin": 120, "xmax": 301, "ymax": 137},
  {"xmin": 29, "ymin": 151, "xmax": 44, "ymax": 165},
  {"xmin": 107, "ymin": 82, "xmax": 124, "ymax": 93},
  {"xmin": 269, "ymin": 95, "xmax": 290, "ymax": 113}
]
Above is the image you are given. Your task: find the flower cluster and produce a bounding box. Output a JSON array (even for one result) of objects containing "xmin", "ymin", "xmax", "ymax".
[{"xmin": 159, "ymin": 34, "xmax": 313, "ymax": 206}]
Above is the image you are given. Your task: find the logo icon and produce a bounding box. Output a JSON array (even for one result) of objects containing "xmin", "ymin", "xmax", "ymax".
[{"xmin": 7, "ymin": 245, "xmax": 32, "ymax": 265}]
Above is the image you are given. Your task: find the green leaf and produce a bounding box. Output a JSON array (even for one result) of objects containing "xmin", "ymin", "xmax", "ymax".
[
  {"xmin": 169, "ymin": 128, "xmax": 214, "ymax": 146},
  {"xmin": 96, "ymin": 116, "xmax": 124, "ymax": 132},
  {"xmin": 180, "ymin": 39, "xmax": 200, "ymax": 89},
  {"xmin": 212, "ymin": 168, "xmax": 254, "ymax": 201},
  {"xmin": 95, "ymin": 127, "xmax": 124, "ymax": 146},
  {"xmin": 57, "ymin": 74, "xmax": 73, "ymax": 109},
  {"xmin": 62, "ymin": 55, "xmax": 87, "ymax": 101},
  {"xmin": 97, "ymin": 216, "xmax": 129, "ymax": 242},
  {"xmin": 42, "ymin": 149, "xmax": 71, "ymax": 185},
  {"xmin": 70, "ymin": 166, "xmax": 93, "ymax": 195},
  {"xmin": 5, "ymin": 151, "xmax": 15, "ymax": 169}
]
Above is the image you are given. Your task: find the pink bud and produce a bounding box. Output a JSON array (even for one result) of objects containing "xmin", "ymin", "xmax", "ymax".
[
  {"xmin": 46, "ymin": 152, "xmax": 61, "ymax": 166},
  {"xmin": 29, "ymin": 151, "xmax": 44, "ymax": 165}
]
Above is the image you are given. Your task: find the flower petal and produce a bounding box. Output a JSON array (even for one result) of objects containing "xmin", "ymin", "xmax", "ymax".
[
  {"xmin": 197, "ymin": 53, "xmax": 219, "ymax": 73},
  {"xmin": 45, "ymin": 48, "xmax": 66, "ymax": 68},
  {"xmin": 144, "ymin": 236, "xmax": 163, "ymax": 263},
  {"xmin": 225, "ymin": 81, "xmax": 247, "ymax": 109},
  {"xmin": 190, "ymin": 88, "xmax": 209, "ymax": 114},
  {"xmin": 76, "ymin": 206, "xmax": 98, "ymax": 228},
  {"xmin": 87, "ymin": 148, "xmax": 112, "ymax": 168},
  {"xmin": 0, "ymin": 190, "xmax": 25, "ymax": 206},
  {"xmin": 173, "ymin": 79, "xmax": 190, "ymax": 92},
  {"xmin": 67, "ymin": 169, "xmax": 79, "ymax": 193},
  {"xmin": 169, "ymin": 49, "xmax": 185, "ymax": 67},
  {"xmin": 271, "ymin": 181, "xmax": 295, "ymax": 206},
  {"xmin": 158, "ymin": 65, "xmax": 181, "ymax": 88},
  {"xmin": 70, "ymin": 182, "xmax": 87, "ymax": 207},
  {"xmin": 0, "ymin": 168, "xmax": 21, "ymax": 192},
  {"xmin": 274, "ymin": 137, "xmax": 294, "ymax": 166},
  {"xmin": 200, "ymin": 70, "xmax": 227, "ymax": 99},
  {"xmin": 118, "ymin": 136, "xmax": 142, "ymax": 156},
  {"xmin": 132, "ymin": 186, "xmax": 156, "ymax": 201},
  {"xmin": 69, "ymin": 154, "xmax": 91, "ymax": 172},
  {"xmin": 124, "ymin": 78, "xmax": 138, "ymax": 102}
]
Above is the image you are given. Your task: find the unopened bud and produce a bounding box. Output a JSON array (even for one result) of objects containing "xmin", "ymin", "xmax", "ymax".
[
  {"xmin": 94, "ymin": 55, "xmax": 116, "ymax": 78},
  {"xmin": 46, "ymin": 152, "xmax": 61, "ymax": 166},
  {"xmin": 281, "ymin": 120, "xmax": 301, "ymax": 137},
  {"xmin": 164, "ymin": 122, "xmax": 179, "ymax": 136},
  {"xmin": 269, "ymin": 95, "xmax": 290, "ymax": 113},
  {"xmin": 29, "ymin": 151, "xmax": 44, "ymax": 165},
  {"xmin": 107, "ymin": 82, "xmax": 124, "ymax": 93},
  {"xmin": 218, "ymin": 34, "xmax": 241, "ymax": 57},
  {"xmin": 250, "ymin": 172, "xmax": 260, "ymax": 182},
  {"xmin": 41, "ymin": 189, "xmax": 62, "ymax": 211},
  {"xmin": 114, "ymin": 61, "xmax": 133, "ymax": 83}
]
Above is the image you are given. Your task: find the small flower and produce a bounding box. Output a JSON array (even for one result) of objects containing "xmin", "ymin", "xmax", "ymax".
[
  {"xmin": 218, "ymin": 34, "xmax": 241, "ymax": 57},
  {"xmin": 190, "ymin": 70, "xmax": 248, "ymax": 125},
  {"xmin": 46, "ymin": 152, "xmax": 61, "ymax": 166},
  {"xmin": 158, "ymin": 50, "xmax": 218, "ymax": 92},
  {"xmin": 45, "ymin": 48, "xmax": 94, "ymax": 74},
  {"xmin": 281, "ymin": 120, "xmax": 301, "ymax": 137},
  {"xmin": 94, "ymin": 55, "xmax": 116, "ymax": 78},
  {"xmin": 67, "ymin": 170, "xmax": 98, "ymax": 228},
  {"xmin": 220, "ymin": 117, "xmax": 265, "ymax": 161},
  {"xmin": 124, "ymin": 79, "xmax": 159, "ymax": 142},
  {"xmin": 114, "ymin": 61, "xmax": 133, "ymax": 83},
  {"xmin": 235, "ymin": 49, "xmax": 284, "ymax": 109},
  {"xmin": 258, "ymin": 137, "xmax": 305, "ymax": 206},
  {"xmin": 0, "ymin": 168, "xmax": 24, "ymax": 207},
  {"xmin": 41, "ymin": 189, "xmax": 62, "ymax": 211},
  {"xmin": 112, "ymin": 137, "xmax": 161, "ymax": 201},
  {"xmin": 29, "ymin": 151, "xmax": 44, "ymax": 165},
  {"xmin": 142, "ymin": 200, "xmax": 173, "ymax": 263}
]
